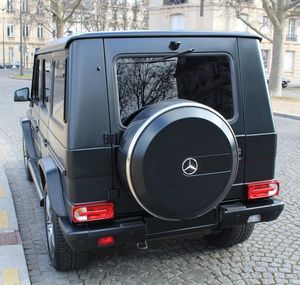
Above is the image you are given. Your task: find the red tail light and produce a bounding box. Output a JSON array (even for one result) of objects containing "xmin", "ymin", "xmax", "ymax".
[
  {"xmin": 72, "ymin": 202, "xmax": 114, "ymax": 223},
  {"xmin": 98, "ymin": 236, "xmax": 115, "ymax": 247},
  {"xmin": 247, "ymin": 180, "xmax": 280, "ymax": 200}
]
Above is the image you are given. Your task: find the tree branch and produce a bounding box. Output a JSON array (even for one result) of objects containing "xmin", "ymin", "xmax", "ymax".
[
  {"xmin": 262, "ymin": 0, "xmax": 280, "ymax": 29},
  {"xmin": 63, "ymin": 0, "xmax": 83, "ymax": 22},
  {"xmin": 285, "ymin": 0, "xmax": 300, "ymax": 11},
  {"xmin": 229, "ymin": 1, "xmax": 273, "ymax": 42}
]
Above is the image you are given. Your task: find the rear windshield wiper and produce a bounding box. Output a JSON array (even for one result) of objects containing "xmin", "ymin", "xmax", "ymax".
[
  {"xmin": 162, "ymin": 48, "xmax": 195, "ymax": 60},
  {"xmin": 144, "ymin": 48, "xmax": 195, "ymax": 64}
]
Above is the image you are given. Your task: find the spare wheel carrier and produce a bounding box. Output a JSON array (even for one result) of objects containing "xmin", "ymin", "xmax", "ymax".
[{"xmin": 118, "ymin": 100, "xmax": 239, "ymax": 221}]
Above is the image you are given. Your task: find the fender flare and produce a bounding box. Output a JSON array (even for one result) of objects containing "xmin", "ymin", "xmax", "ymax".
[
  {"xmin": 38, "ymin": 156, "xmax": 67, "ymax": 217},
  {"xmin": 21, "ymin": 118, "xmax": 37, "ymax": 160}
]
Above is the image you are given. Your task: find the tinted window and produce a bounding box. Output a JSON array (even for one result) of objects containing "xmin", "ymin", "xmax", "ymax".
[
  {"xmin": 43, "ymin": 60, "xmax": 52, "ymax": 110},
  {"xmin": 52, "ymin": 60, "xmax": 65, "ymax": 122},
  {"xmin": 32, "ymin": 58, "xmax": 40, "ymax": 102},
  {"xmin": 117, "ymin": 55, "xmax": 234, "ymax": 123}
]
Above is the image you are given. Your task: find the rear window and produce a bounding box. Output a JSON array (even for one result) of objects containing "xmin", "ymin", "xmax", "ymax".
[{"xmin": 116, "ymin": 55, "xmax": 234, "ymax": 124}]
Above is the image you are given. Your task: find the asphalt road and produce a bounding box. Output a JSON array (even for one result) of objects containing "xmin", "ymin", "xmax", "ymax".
[{"xmin": 0, "ymin": 70, "xmax": 299, "ymax": 284}]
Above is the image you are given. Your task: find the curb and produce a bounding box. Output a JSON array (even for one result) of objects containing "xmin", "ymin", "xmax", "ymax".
[
  {"xmin": 8, "ymin": 75, "xmax": 32, "ymax": 81},
  {"xmin": 274, "ymin": 112, "xmax": 300, "ymax": 121},
  {"xmin": 0, "ymin": 165, "xmax": 30, "ymax": 285}
]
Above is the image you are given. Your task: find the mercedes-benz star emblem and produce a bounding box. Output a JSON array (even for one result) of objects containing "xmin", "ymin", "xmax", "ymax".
[{"xmin": 182, "ymin": 158, "xmax": 198, "ymax": 176}]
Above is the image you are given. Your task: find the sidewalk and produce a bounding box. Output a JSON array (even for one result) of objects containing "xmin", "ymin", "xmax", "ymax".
[
  {"xmin": 271, "ymin": 91, "xmax": 300, "ymax": 120},
  {"xmin": 0, "ymin": 166, "xmax": 30, "ymax": 285}
]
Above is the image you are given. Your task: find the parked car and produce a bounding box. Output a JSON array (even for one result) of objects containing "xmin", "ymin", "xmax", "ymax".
[
  {"xmin": 14, "ymin": 31, "xmax": 284, "ymax": 271},
  {"xmin": 265, "ymin": 70, "xmax": 290, "ymax": 88}
]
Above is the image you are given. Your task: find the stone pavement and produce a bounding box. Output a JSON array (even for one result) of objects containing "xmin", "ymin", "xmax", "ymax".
[
  {"xmin": 0, "ymin": 70, "xmax": 300, "ymax": 284},
  {"xmin": 0, "ymin": 165, "xmax": 30, "ymax": 285}
]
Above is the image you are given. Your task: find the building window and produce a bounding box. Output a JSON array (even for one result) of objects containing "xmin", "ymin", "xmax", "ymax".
[
  {"xmin": 22, "ymin": 25, "xmax": 29, "ymax": 38},
  {"xmin": 170, "ymin": 14, "xmax": 185, "ymax": 30},
  {"xmin": 7, "ymin": 0, "xmax": 13, "ymax": 12},
  {"xmin": 284, "ymin": 51, "xmax": 295, "ymax": 72},
  {"xmin": 262, "ymin": 16, "xmax": 271, "ymax": 34},
  {"xmin": 7, "ymin": 23, "xmax": 13, "ymax": 37},
  {"xmin": 287, "ymin": 18, "xmax": 297, "ymax": 41},
  {"xmin": 8, "ymin": 47, "xmax": 14, "ymax": 63},
  {"xmin": 164, "ymin": 0, "xmax": 187, "ymax": 5},
  {"xmin": 21, "ymin": 0, "xmax": 27, "ymax": 13},
  {"xmin": 261, "ymin": 49, "xmax": 269, "ymax": 69},
  {"xmin": 37, "ymin": 24, "xmax": 43, "ymax": 38},
  {"xmin": 36, "ymin": 2, "xmax": 43, "ymax": 16}
]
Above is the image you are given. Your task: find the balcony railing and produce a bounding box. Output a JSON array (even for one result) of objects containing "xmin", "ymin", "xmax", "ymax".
[
  {"xmin": 163, "ymin": 0, "xmax": 188, "ymax": 5},
  {"xmin": 286, "ymin": 34, "xmax": 297, "ymax": 41}
]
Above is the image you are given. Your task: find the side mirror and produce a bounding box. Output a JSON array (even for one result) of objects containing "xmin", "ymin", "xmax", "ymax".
[{"xmin": 14, "ymin": 87, "xmax": 30, "ymax": 102}]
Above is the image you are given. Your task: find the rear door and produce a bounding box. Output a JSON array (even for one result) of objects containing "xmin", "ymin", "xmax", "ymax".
[
  {"xmin": 30, "ymin": 56, "xmax": 42, "ymax": 157},
  {"xmin": 104, "ymin": 36, "xmax": 245, "ymax": 203},
  {"xmin": 38, "ymin": 56, "xmax": 52, "ymax": 158}
]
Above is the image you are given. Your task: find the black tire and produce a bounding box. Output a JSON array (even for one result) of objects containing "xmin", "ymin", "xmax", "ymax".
[
  {"xmin": 44, "ymin": 191, "xmax": 88, "ymax": 271},
  {"xmin": 118, "ymin": 100, "xmax": 239, "ymax": 221},
  {"xmin": 205, "ymin": 224, "xmax": 255, "ymax": 247},
  {"xmin": 22, "ymin": 137, "xmax": 32, "ymax": 182}
]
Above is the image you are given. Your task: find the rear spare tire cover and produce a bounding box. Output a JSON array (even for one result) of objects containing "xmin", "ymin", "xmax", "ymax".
[{"xmin": 118, "ymin": 100, "xmax": 239, "ymax": 221}]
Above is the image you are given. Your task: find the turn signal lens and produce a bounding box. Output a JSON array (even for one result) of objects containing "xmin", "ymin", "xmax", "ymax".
[
  {"xmin": 247, "ymin": 180, "xmax": 280, "ymax": 200},
  {"xmin": 98, "ymin": 236, "xmax": 115, "ymax": 247},
  {"xmin": 72, "ymin": 202, "xmax": 114, "ymax": 223}
]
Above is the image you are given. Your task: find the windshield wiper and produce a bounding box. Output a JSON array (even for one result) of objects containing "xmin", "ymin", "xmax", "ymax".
[{"xmin": 162, "ymin": 48, "xmax": 195, "ymax": 60}]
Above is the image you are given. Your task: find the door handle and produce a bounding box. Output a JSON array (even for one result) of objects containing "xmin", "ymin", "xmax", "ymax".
[
  {"xmin": 31, "ymin": 120, "xmax": 39, "ymax": 132},
  {"xmin": 43, "ymin": 139, "xmax": 49, "ymax": 147}
]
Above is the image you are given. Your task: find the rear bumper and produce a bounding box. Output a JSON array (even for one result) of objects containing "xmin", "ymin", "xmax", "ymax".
[{"xmin": 59, "ymin": 197, "xmax": 284, "ymax": 251}]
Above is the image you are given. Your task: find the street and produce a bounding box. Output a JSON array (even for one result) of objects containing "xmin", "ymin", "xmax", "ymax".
[{"xmin": 0, "ymin": 69, "xmax": 299, "ymax": 284}]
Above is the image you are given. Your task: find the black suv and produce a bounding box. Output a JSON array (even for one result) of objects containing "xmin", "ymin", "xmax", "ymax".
[{"xmin": 14, "ymin": 31, "xmax": 284, "ymax": 271}]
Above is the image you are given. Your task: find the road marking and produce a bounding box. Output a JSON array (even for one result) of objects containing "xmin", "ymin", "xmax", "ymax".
[
  {"xmin": 2, "ymin": 269, "xmax": 20, "ymax": 285},
  {"xmin": 0, "ymin": 185, "xmax": 5, "ymax": 198},
  {"xmin": 0, "ymin": 211, "xmax": 9, "ymax": 229}
]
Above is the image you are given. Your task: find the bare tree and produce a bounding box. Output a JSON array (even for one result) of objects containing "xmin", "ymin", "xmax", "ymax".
[
  {"xmin": 80, "ymin": 0, "xmax": 149, "ymax": 31},
  {"xmin": 227, "ymin": 0, "xmax": 300, "ymax": 97},
  {"xmin": 39, "ymin": 0, "xmax": 83, "ymax": 38}
]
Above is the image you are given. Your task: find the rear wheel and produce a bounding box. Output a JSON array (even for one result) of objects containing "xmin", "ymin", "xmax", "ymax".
[
  {"xmin": 205, "ymin": 224, "xmax": 255, "ymax": 247},
  {"xmin": 45, "ymin": 190, "xmax": 88, "ymax": 271}
]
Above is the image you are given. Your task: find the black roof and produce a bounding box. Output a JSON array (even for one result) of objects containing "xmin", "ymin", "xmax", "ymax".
[{"xmin": 37, "ymin": 30, "xmax": 261, "ymax": 54}]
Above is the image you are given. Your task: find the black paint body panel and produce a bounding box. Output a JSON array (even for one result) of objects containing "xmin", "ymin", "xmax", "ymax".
[{"xmin": 20, "ymin": 32, "xmax": 281, "ymax": 250}]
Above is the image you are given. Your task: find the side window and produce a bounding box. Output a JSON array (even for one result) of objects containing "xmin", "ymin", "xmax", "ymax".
[
  {"xmin": 52, "ymin": 60, "xmax": 66, "ymax": 123},
  {"xmin": 43, "ymin": 60, "xmax": 52, "ymax": 110},
  {"xmin": 37, "ymin": 59, "xmax": 43, "ymax": 102},
  {"xmin": 31, "ymin": 58, "xmax": 40, "ymax": 102}
]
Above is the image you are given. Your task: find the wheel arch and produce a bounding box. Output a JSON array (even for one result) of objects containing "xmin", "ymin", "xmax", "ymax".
[
  {"xmin": 38, "ymin": 156, "xmax": 67, "ymax": 217},
  {"xmin": 21, "ymin": 117, "xmax": 37, "ymax": 160}
]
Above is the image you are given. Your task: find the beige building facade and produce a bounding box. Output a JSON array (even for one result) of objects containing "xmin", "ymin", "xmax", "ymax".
[
  {"xmin": 0, "ymin": 0, "xmax": 52, "ymax": 68},
  {"xmin": 149, "ymin": 0, "xmax": 300, "ymax": 83}
]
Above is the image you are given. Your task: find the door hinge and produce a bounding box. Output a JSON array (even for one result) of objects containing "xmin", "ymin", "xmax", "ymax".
[{"xmin": 103, "ymin": 133, "xmax": 118, "ymax": 145}]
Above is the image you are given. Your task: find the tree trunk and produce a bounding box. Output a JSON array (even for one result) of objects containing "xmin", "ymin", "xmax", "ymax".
[
  {"xmin": 269, "ymin": 26, "xmax": 284, "ymax": 97},
  {"xmin": 56, "ymin": 20, "xmax": 64, "ymax": 38},
  {"xmin": 268, "ymin": 0, "xmax": 285, "ymax": 97}
]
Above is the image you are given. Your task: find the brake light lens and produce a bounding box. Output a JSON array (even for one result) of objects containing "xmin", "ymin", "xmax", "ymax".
[
  {"xmin": 72, "ymin": 202, "xmax": 114, "ymax": 223},
  {"xmin": 247, "ymin": 180, "xmax": 280, "ymax": 200}
]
